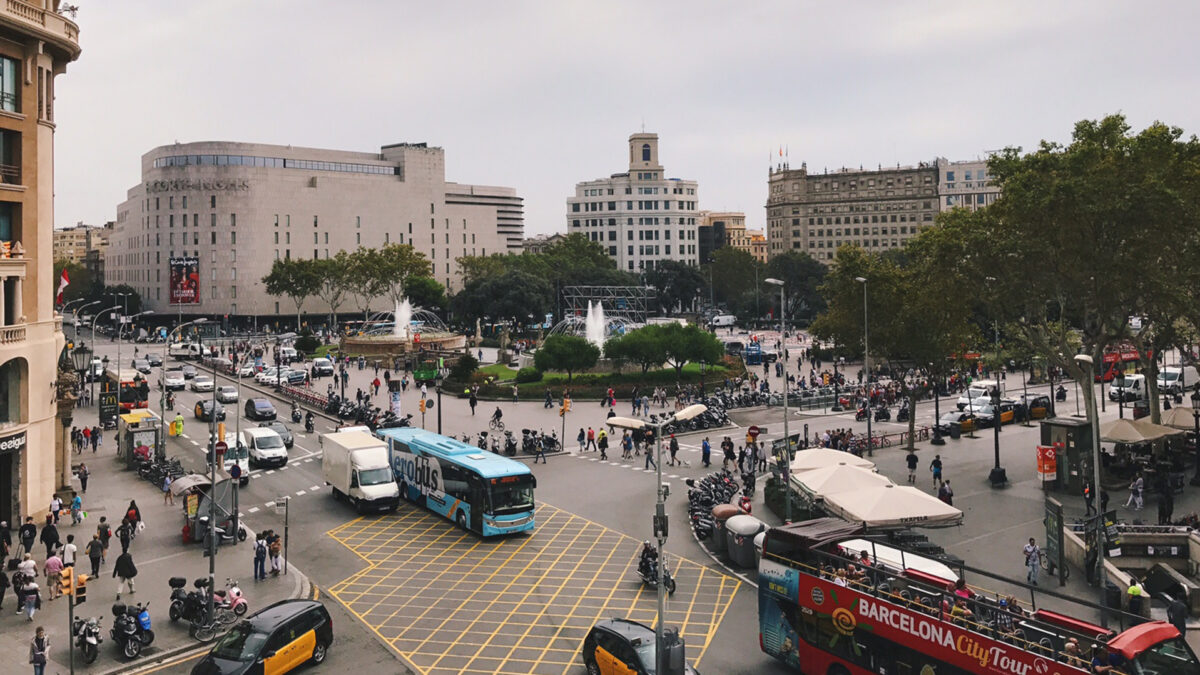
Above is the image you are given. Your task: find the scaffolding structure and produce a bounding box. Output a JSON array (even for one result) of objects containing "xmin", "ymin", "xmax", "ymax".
[{"xmin": 561, "ymin": 285, "xmax": 655, "ymax": 323}]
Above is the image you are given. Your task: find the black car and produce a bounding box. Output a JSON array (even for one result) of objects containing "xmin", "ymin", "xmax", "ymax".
[
  {"xmin": 191, "ymin": 599, "xmax": 332, "ymax": 675},
  {"xmin": 182, "ymin": 364, "xmax": 198, "ymax": 380},
  {"xmin": 245, "ymin": 398, "xmax": 277, "ymax": 421},
  {"xmin": 147, "ymin": 353, "xmax": 163, "ymax": 367},
  {"xmin": 259, "ymin": 421, "xmax": 294, "ymax": 449},
  {"xmin": 194, "ymin": 400, "xmax": 227, "ymax": 422},
  {"xmin": 581, "ymin": 618, "xmax": 698, "ymax": 675}
]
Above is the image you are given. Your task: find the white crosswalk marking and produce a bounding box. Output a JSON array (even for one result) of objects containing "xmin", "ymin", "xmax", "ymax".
[
  {"xmin": 295, "ymin": 490, "xmax": 306, "ymax": 496},
  {"xmin": 265, "ymin": 470, "xmax": 275, "ymax": 475},
  {"xmin": 264, "ymin": 501, "xmax": 275, "ymax": 508},
  {"xmin": 309, "ymin": 485, "xmax": 320, "ymax": 491},
  {"xmin": 248, "ymin": 507, "xmax": 260, "ymax": 514}
]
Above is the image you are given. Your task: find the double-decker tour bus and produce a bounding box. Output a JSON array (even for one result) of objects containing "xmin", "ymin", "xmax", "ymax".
[
  {"xmin": 759, "ymin": 518, "xmax": 1199, "ymax": 675},
  {"xmin": 1097, "ymin": 347, "xmax": 1150, "ymax": 382},
  {"xmin": 106, "ymin": 368, "xmax": 149, "ymax": 412},
  {"xmin": 376, "ymin": 428, "xmax": 536, "ymax": 536}
]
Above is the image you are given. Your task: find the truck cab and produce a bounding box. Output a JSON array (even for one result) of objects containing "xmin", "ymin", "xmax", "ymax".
[
  {"xmin": 321, "ymin": 430, "xmax": 399, "ymax": 513},
  {"xmin": 207, "ymin": 431, "xmax": 250, "ymax": 486}
]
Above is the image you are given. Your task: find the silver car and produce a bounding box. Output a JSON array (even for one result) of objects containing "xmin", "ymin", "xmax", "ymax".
[
  {"xmin": 190, "ymin": 374, "xmax": 215, "ymax": 392},
  {"xmin": 216, "ymin": 385, "xmax": 239, "ymax": 403}
]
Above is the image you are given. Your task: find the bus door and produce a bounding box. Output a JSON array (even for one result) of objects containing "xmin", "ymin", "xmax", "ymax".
[{"xmin": 468, "ymin": 474, "xmax": 486, "ymax": 532}]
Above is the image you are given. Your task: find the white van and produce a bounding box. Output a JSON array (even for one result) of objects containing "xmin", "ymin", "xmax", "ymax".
[
  {"xmin": 168, "ymin": 342, "xmax": 204, "ymax": 360},
  {"xmin": 956, "ymin": 379, "xmax": 1001, "ymax": 411},
  {"xmin": 1157, "ymin": 366, "xmax": 1199, "ymax": 395},
  {"xmin": 242, "ymin": 427, "xmax": 288, "ymax": 468},
  {"xmin": 311, "ymin": 357, "xmax": 334, "ymax": 377},
  {"xmin": 279, "ymin": 346, "xmax": 298, "ymax": 363},
  {"xmin": 1110, "ymin": 373, "xmax": 1147, "ymax": 403},
  {"xmin": 710, "ymin": 314, "xmax": 738, "ymax": 327}
]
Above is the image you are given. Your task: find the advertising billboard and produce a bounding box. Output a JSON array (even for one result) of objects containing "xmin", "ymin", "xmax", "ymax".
[{"xmin": 169, "ymin": 256, "xmax": 200, "ymax": 305}]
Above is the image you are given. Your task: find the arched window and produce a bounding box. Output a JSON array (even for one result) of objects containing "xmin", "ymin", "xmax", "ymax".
[{"xmin": 642, "ymin": 144, "xmax": 651, "ymax": 162}]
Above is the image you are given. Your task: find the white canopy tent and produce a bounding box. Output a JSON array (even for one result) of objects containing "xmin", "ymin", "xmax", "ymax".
[
  {"xmin": 1160, "ymin": 406, "xmax": 1197, "ymax": 431},
  {"xmin": 791, "ymin": 463, "xmax": 893, "ymax": 499},
  {"xmin": 789, "ymin": 448, "xmax": 876, "ymax": 474},
  {"xmin": 822, "ymin": 484, "xmax": 963, "ymax": 529}
]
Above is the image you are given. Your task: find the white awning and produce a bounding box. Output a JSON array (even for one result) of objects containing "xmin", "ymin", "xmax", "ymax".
[
  {"xmin": 792, "ymin": 463, "xmax": 892, "ymax": 500},
  {"xmin": 822, "ymin": 484, "xmax": 963, "ymax": 529},
  {"xmin": 789, "ymin": 447, "xmax": 876, "ymax": 474}
]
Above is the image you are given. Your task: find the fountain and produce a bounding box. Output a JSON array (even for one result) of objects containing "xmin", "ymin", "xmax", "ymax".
[
  {"xmin": 393, "ymin": 299, "xmax": 412, "ymax": 340},
  {"xmin": 340, "ymin": 296, "xmax": 465, "ymax": 358},
  {"xmin": 585, "ymin": 301, "xmax": 607, "ymax": 350}
]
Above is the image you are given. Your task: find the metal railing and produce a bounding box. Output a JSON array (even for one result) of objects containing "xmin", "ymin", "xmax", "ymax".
[{"xmin": 0, "ymin": 163, "xmax": 19, "ymax": 185}]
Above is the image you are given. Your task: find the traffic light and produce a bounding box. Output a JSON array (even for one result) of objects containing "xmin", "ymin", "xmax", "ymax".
[
  {"xmin": 419, "ymin": 399, "xmax": 426, "ymax": 413},
  {"xmin": 75, "ymin": 573, "xmax": 87, "ymax": 605},
  {"xmin": 59, "ymin": 566, "xmax": 74, "ymax": 598},
  {"xmin": 563, "ymin": 399, "xmax": 572, "ymax": 413}
]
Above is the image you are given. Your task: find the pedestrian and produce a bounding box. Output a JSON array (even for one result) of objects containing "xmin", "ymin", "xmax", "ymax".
[
  {"xmin": 1159, "ymin": 489, "xmax": 1175, "ymax": 526},
  {"xmin": 1125, "ymin": 472, "xmax": 1144, "ymax": 511},
  {"xmin": 701, "ymin": 437, "xmax": 711, "ymax": 468},
  {"xmin": 253, "ymin": 533, "xmax": 267, "ymax": 581},
  {"xmin": 668, "ymin": 435, "xmax": 680, "ymax": 466},
  {"xmin": 906, "ymin": 450, "xmax": 919, "ymax": 484},
  {"xmin": 420, "ymin": 383, "xmax": 428, "ymax": 400},
  {"xmin": 97, "ymin": 517, "xmax": 111, "ymax": 563},
  {"xmin": 469, "ymin": 391, "xmax": 477, "ymax": 416},
  {"xmin": 576, "ymin": 428, "xmax": 585, "ymax": 452},
  {"xmin": 645, "ymin": 439, "xmax": 657, "ymax": 470},
  {"xmin": 85, "ymin": 534, "xmax": 102, "ymax": 577},
  {"xmin": 721, "ymin": 437, "xmax": 736, "ymax": 471},
  {"xmin": 534, "ymin": 434, "xmax": 548, "ymax": 464},
  {"xmin": 70, "ymin": 492, "xmax": 82, "ymax": 526},
  {"xmin": 113, "ymin": 549, "xmax": 137, "ymax": 599},
  {"xmin": 544, "ymin": 388, "xmax": 553, "ymax": 409},
  {"xmin": 42, "ymin": 552, "xmax": 62, "ymax": 601},
  {"xmin": 1023, "ymin": 538, "xmax": 1041, "ymax": 586},
  {"xmin": 1084, "ymin": 480, "xmax": 1095, "ymax": 517},
  {"xmin": 48, "ymin": 495, "xmax": 62, "ymax": 525},
  {"xmin": 512, "ymin": 384, "xmax": 519, "ymax": 404},
  {"xmin": 586, "ymin": 427, "xmax": 597, "ymax": 452},
  {"xmin": 737, "ymin": 445, "xmax": 747, "ymax": 473},
  {"xmin": 116, "ymin": 518, "xmax": 132, "ymax": 555},
  {"xmin": 0, "ymin": 561, "xmax": 7, "ymax": 610},
  {"xmin": 268, "ymin": 531, "xmax": 283, "ymax": 576},
  {"xmin": 938, "ymin": 480, "xmax": 953, "ymax": 505},
  {"xmin": 597, "ymin": 430, "xmax": 608, "ymax": 461},
  {"xmin": 759, "ymin": 443, "xmax": 769, "ymax": 473},
  {"xmin": 163, "ymin": 473, "xmax": 174, "ymax": 506},
  {"xmin": 39, "ymin": 518, "xmax": 58, "ymax": 559},
  {"xmin": 19, "ymin": 517, "xmax": 35, "ymax": 556},
  {"xmin": 77, "ymin": 462, "xmax": 89, "ymax": 494},
  {"xmin": 930, "ymin": 454, "xmax": 944, "ymax": 489},
  {"xmin": 372, "ymin": 377, "xmax": 381, "ymax": 397},
  {"xmin": 92, "ymin": 425, "xmax": 102, "ymax": 451},
  {"xmin": 622, "ymin": 432, "xmax": 633, "ymax": 460},
  {"xmin": 61, "ymin": 534, "xmax": 76, "ymax": 570},
  {"xmin": 125, "ymin": 500, "xmax": 142, "ymax": 536},
  {"xmin": 29, "ymin": 625, "xmax": 49, "ymax": 672},
  {"xmin": 21, "ymin": 576, "xmax": 39, "ymax": 621}
]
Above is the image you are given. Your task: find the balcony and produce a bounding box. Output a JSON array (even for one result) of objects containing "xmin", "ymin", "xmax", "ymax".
[
  {"xmin": 0, "ymin": 1, "xmax": 81, "ymax": 60},
  {"xmin": 0, "ymin": 163, "xmax": 18, "ymax": 186},
  {"xmin": 0, "ymin": 325, "xmax": 23, "ymax": 342}
]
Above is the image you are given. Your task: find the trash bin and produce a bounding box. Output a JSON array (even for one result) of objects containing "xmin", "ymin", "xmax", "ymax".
[
  {"xmin": 1105, "ymin": 582, "xmax": 1122, "ymax": 609},
  {"xmin": 753, "ymin": 531, "xmax": 767, "ymax": 568},
  {"xmin": 949, "ymin": 424, "xmax": 961, "ymax": 440},
  {"xmin": 710, "ymin": 504, "xmax": 740, "ymax": 554},
  {"xmin": 725, "ymin": 515, "xmax": 766, "ymax": 568}
]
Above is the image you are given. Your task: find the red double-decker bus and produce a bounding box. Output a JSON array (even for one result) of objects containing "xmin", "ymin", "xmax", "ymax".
[{"xmin": 759, "ymin": 519, "xmax": 1199, "ymax": 675}]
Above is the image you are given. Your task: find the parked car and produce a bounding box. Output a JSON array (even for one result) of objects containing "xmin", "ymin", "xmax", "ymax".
[
  {"xmin": 975, "ymin": 400, "xmax": 1017, "ymax": 428},
  {"xmin": 162, "ymin": 367, "xmax": 186, "ymax": 391},
  {"xmin": 191, "ymin": 374, "xmax": 215, "ymax": 392},
  {"xmin": 285, "ymin": 370, "xmax": 307, "ymax": 385},
  {"xmin": 194, "ymin": 400, "xmax": 226, "ymax": 422},
  {"xmin": 236, "ymin": 363, "xmax": 257, "ymax": 378},
  {"xmin": 256, "ymin": 367, "xmax": 289, "ymax": 386},
  {"xmin": 581, "ymin": 618, "xmax": 697, "ymax": 675},
  {"xmin": 182, "ymin": 364, "xmax": 198, "ymax": 380},
  {"xmin": 146, "ymin": 353, "xmax": 163, "ymax": 367},
  {"xmin": 935, "ymin": 411, "xmax": 976, "ymax": 436},
  {"xmin": 311, "ymin": 358, "xmax": 334, "ymax": 377},
  {"xmin": 190, "ymin": 599, "xmax": 332, "ymax": 675},
  {"xmin": 243, "ymin": 427, "xmax": 288, "ymax": 468},
  {"xmin": 132, "ymin": 358, "xmax": 152, "ymax": 374},
  {"xmin": 1018, "ymin": 393, "xmax": 1052, "ymax": 420},
  {"xmin": 259, "ymin": 421, "xmax": 294, "ymax": 449},
  {"xmin": 279, "ymin": 345, "xmax": 298, "ymax": 363},
  {"xmin": 216, "ymin": 386, "xmax": 239, "ymax": 404},
  {"xmin": 244, "ymin": 398, "xmax": 277, "ymax": 421}
]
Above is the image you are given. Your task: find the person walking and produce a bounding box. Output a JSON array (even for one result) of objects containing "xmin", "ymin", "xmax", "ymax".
[
  {"xmin": 253, "ymin": 533, "xmax": 268, "ymax": 582},
  {"xmin": 758, "ymin": 443, "xmax": 769, "ymax": 473},
  {"xmin": 42, "ymin": 552, "xmax": 62, "ymax": 601},
  {"xmin": 39, "ymin": 518, "xmax": 58, "ymax": 559},
  {"xmin": 906, "ymin": 450, "xmax": 919, "ymax": 485},
  {"xmin": 721, "ymin": 437, "xmax": 736, "ymax": 471},
  {"xmin": 938, "ymin": 480, "xmax": 954, "ymax": 506},
  {"xmin": 930, "ymin": 454, "xmax": 944, "ymax": 489},
  {"xmin": 596, "ymin": 430, "xmax": 608, "ymax": 461},
  {"xmin": 21, "ymin": 576, "xmax": 39, "ymax": 621},
  {"xmin": 96, "ymin": 517, "xmax": 111, "ymax": 564},
  {"xmin": 0, "ymin": 562, "xmax": 8, "ymax": 610},
  {"xmin": 544, "ymin": 388, "xmax": 553, "ymax": 409},
  {"xmin": 576, "ymin": 428, "xmax": 585, "ymax": 452},
  {"xmin": 268, "ymin": 531, "xmax": 283, "ymax": 576},
  {"xmin": 77, "ymin": 462, "xmax": 89, "ymax": 494},
  {"xmin": 1125, "ymin": 472, "xmax": 1144, "ymax": 510},
  {"xmin": 585, "ymin": 427, "xmax": 597, "ymax": 452},
  {"xmin": 70, "ymin": 492, "xmax": 82, "ymax": 526},
  {"xmin": 29, "ymin": 626, "xmax": 49, "ymax": 673},
  {"xmin": 19, "ymin": 517, "xmax": 35, "ymax": 556},
  {"xmin": 668, "ymin": 435, "xmax": 680, "ymax": 467},
  {"xmin": 113, "ymin": 549, "xmax": 137, "ymax": 600},
  {"xmin": 92, "ymin": 425, "xmax": 102, "ymax": 452},
  {"xmin": 622, "ymin": 432, "xmax": 633, "ymax": 460},
  {"xmin": 163, "ymin": 474, "xmax": 174, "ymax": 506},
  {"xmin": 644, "ymin": 439, "xmax": 657, "ymax": 470},
  {"xmin": 116, "ymin": 518, "xmax": 132, "ymax": 555},
  {"xmin": 469, "ymin": 390, "xmax": 478, "ymax": 416},
  {"xmin": 61, "ymin": 535, "xmax": 76, "ymax": 570},
  {"xmin": 1084, "ymin": 480, "xmax": 1096, "ymax": 517},
  {"xmin": 512, "ymin": 384, "xmax": 519, "ymax": 404},
  {"xmin": 48, "ymin": 495, "xmax": 62, "ymax": 525},
  {"xmin": 125, "ymin": 500, "xmax": 142, "ymax": 537},
  {"xmin": 534, "ymin": 434, "xmax": 548, "ymax": 464},
  {"xmin": 85, "ymin": 534, "xmax": 103, "ymax": 577},
  {"xmin": 701, "ymin": 437, "xmax": 711, "ymax": 468},
  {"xmin": 1023, "ymin": 538, "xmax": 1041, "ymax": 586}
]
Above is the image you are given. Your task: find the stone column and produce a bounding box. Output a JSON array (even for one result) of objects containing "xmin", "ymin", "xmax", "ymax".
[{"xmin": 54, "ymin": 368, "xmax": 79, "ymax": 491}]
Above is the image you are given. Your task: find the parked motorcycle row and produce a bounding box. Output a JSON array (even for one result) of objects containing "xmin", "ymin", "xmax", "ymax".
[
  {"xmin": 465, "ymin": 428, "xmax": 561, "ymax": 456},
  {"xmin": 687, "ymin": 470, "xmax": 745, "ymax": 542},
  {"xmin": 323, "ymin": 393, "xmax": 414, "ymax": 430},
  {"xmin": 168, "ymin": 576, "xmax": 249, "ymax": 643}
]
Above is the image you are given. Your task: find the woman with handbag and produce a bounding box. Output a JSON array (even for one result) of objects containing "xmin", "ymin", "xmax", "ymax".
[{"xmin": 29, "ymin": 625, "xmax": 49, "ymax": 674}]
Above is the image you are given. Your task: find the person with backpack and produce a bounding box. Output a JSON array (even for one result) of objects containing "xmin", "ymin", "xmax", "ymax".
[
  {"xmin": 253, "ymin": 533, "xmax": 268, "ymax": 581},
  {"xmin": 96, "ymin": 517, "xmax": 111, "ymax": 564},
  {"xmin": 125, "ymin": 501, "xmax": 142, "ymax": 539},
  {"xmin": 116, "ymin": 518, "xmax": 132, "ymax": 555},
  {"xmin": 85, "ymin": 534, "xmax": 103, "ymax": 577}
]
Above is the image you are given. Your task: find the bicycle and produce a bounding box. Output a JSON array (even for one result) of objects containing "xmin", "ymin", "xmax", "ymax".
[
  {"xmin": 190, "ymin": 607, "xmax": 238, "ymax": 643},
  {"xmin": 489, "ymin": 418, "xmax": 505, "ymax": 431},
  {"xmin": 1040, "ymin": 554, "xmax": 1070, "ymax": 581}
]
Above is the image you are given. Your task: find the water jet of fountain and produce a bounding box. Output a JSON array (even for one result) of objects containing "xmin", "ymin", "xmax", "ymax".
[
  {"xmin": 585, "ymin": 301, "xmax": 606, "ymax": 351},
  {"xmin": 394, "ymin": 298, "xmax": 413, "ymax": 341}
]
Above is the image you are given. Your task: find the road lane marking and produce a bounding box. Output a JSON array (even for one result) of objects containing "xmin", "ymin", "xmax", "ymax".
[
  {"xmin": 248, "ymin": 507, "xmax": 259, "ymax": 513},
  {"xmin": 295, "ymin": 490, "xmax": 306, "ymax": 495}
]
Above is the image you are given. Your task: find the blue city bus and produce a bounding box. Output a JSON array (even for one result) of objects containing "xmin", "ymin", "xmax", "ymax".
[{"xmin": 376, "ymin": 428, "xmax": 536, "ymax": 536}]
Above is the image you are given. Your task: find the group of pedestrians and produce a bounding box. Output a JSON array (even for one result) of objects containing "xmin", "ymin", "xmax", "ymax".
[
  {"xmin": 252, "ymin": 530, "xmax": 284, "ymax": 580},
  {"xmin": 69, "ymin": 425, "xmax": 101, "ymax": 454}
]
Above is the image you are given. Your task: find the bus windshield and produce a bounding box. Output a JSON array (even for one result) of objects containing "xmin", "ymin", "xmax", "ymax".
[{"xmin": 488, "ymin": 476, "xmax": 535, "ymax": 515}]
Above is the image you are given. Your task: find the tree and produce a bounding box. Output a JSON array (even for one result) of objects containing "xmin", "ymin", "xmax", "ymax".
[
  {"xmin": 404, "ymin": 276, "xmax": 447, "ymax": 312},
  {"xmin": 312, "ymin": 251, "xmax": 353, "ymax": 331},
  {"xmin": 98, "ymin": 284, "xmax": 143, "ymax": 316},
  {"xmin": 765, "ymin": 251, "xmax": 827, "ymax": 321},
  {"xmin": 533, "ymin": 334, "xmax": 600, "ymax": 382},
  {"xmin": 376, "ymin": 244, "xmax": 432, "ymax": 309},
  {"xmin": 604, "ymin": 327, "xmax": 668, "ymax": 374},
  {"xmin": 659, "ymin": 323, "xmax": 725, "ymax": 376},
  {"xmin": 262, "ymin": 258, "xmax": 321, "ymax": 330},
  {"xmin": 452, "ymin": 269, "xmax": 553, "ymax": 325},
  {"xmin": 705, "ymin": 247, "xmax": 763, "ymax": 315},
  {"xmin": 345, "ymin": 248, "xmax": 389, "ymax": 322},
  {"xmin": 643, "ymin": 260, "xmax": 706, "ymax": 314}
]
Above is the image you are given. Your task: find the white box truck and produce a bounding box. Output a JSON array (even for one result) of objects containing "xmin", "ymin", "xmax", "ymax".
[{"xmin": 322, "ymin": 430, "xmax": 399, "ymax": 513}]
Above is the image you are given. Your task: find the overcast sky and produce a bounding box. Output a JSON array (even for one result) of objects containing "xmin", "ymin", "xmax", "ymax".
[{"xmin": 53, "ymin": 1, "xmax": 1200, "ymax": 235}]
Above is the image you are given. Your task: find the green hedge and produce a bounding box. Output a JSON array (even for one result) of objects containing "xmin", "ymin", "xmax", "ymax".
[{"xmin": 515, "ymin": 367, "xmax": 543, "ymax": 383}]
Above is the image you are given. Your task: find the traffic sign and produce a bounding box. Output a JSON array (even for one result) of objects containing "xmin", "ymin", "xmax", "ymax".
[
  {"xmin": 229, "ymin": 464, "xmax": 242, "ymax": 479},
  {"xmin": 748, "ymin": 426, "xmax": 761, "ymax": 438},
  {"xmin": 215, "ymin": 441, "xmax": 228, "ymax": 458}
]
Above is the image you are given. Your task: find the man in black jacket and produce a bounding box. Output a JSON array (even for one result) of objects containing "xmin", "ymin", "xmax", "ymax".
[
  {"xmin": 39, "ymin": 517, "xmax": 59, "ymax": 559},
  {"xmin": 18, "ymin": 518, "xmax": 35, "ymax": 556},
  {"xmin": 113, "ymin": 550, "xmax": 137, "ymax": 600}
]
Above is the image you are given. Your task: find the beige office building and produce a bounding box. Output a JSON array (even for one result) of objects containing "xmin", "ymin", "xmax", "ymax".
[
  {"xmin": 52, "ymin": 221, "xmax": 106, "ymax": 263},
  {"xmin": 107, "ymin": 141, "xmax": 524, "ymax": 319},
  {"xmin": 0, "ymin": 2, "xmax": 81, "ymax": 527},
  {"xmin": 937, "ymin": 157, "xmax": 1000, "ymax": 212},
  {"xmin": 766, "ymin": 161, "xmax": 940, "ymax": 263}
]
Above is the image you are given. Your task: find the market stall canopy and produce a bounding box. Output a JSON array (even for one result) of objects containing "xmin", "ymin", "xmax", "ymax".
[
  {"xmin": 789, "ymin": 448, "xmax": 876, "ymax": 474},
  {"xmin": 169, "ymin": 473, "xmax": 211, "ymax": 496},
  {"xmin": 1131, "ymin": 417, "xmax": 1186, "ymax": 439},
  {"xmin": 791, "ymin": 463, "xmax": 892, "ymax": 500},
  {"xmin": 604, "ymin": 416, "xmax": 647, "ymax": 431},
  {"xmin": 1159, "ymin": 406, "xmax": 1197, "ymax": 431},
  {"xmin": 822, "ymin": 484, "xmax": 963, "ymax": 529},
  {"xmin": 1100, "ymin": 418, "xmax": 1154, "ymax": 444}
]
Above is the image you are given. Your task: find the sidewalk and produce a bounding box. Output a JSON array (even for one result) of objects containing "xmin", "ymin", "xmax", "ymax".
[{"xmin": 0, "ymin": 404, "xmax": 309, "ymax": 674}]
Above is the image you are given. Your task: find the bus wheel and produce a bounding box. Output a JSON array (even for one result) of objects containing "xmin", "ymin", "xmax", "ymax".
[{"xmin": 456, "ymin": 511, "xmax": 468, "ymax": 530}]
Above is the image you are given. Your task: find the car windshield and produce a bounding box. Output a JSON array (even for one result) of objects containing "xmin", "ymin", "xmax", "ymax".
[
  {"xmin": 1162, "ymin": 372, "xmax": 1179, "ymax": 382},
  {"xmin": 978, "ymin": 405, "xmax": 996, "ymax": 415},
  {"xmin": 632, "ymin": 639, "xmax": 657, "ymax": 673},
  {"xmin": 1130, "ymin": 637, "xmax": 1200, "ymax": 675},
  {"xmin": 940, "ymin": 414, "xmax": 962, "ymax": 423},
  {"xmin": 256, "ymin": 435, "xmax": 284, "ymax": 449},
  {"xmin": 488, "ymin": 476, "xmax": 535, "ymax": 515},
  {"xmin": 254, "ymin": 401, "xmax": 273, "ymax": 410},
  {"xmin": 211, "ymin": 622, "xmax": 268, "ymax": 662},
  {"xmin": 358, "ymin": 467, "xmax": 393, "ymax": 486}
]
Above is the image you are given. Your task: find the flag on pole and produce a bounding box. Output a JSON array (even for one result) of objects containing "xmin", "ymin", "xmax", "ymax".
[{"xmin": 56, "ymin": 267, "xmax": 70, "ymax": 304}]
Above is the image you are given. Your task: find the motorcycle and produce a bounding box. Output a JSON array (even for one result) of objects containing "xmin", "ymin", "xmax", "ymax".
[
  {"xmin": 637, "ymin": 553, "xmax": 677, "ymax": 595},
  {"xmin": 1056, "ymin": 385, "xmax": 1068, "ymax": 402},
  {"xmin": 897, "ymin": 402, "xmax": 910, "ymax": 423},
  {"xmin": 165, "ymin": 392, "xmax": 175, "ymax": 411},
  {"xmin": 73, "ymin": 614, "xmax": 103, "ymax": 664},
  {"xmin": 738, "ymin": 494, "xmax": 753, "ymax": 514},
  {"xmin": 874, "ymin": 406, "xmax": 891, "ymax": 422},
  {"xmin": 476, "ymin": 431, "xmax": 488, "ymax": 450},
  {"xmin": 741, "ymin": 471, "xmax": 756, "ymax": 497},
  {"xmin": 855, "ymin": 407, "xmax": 869, "ymax": 422},
  {"xmin": 291, "ymin": 404, "xmax": 302, "ymax": 423},
  {"xmin": 541, "ymin": 430, "xmax": 559, "ymax": 453},
  {"xmin": 213, "ymin": 578, "xmax": 249, "ymax": 617},
  {"xmin": 304, "ymin": 412, "xmax": 315, "ymax": 433},
  {"xmin": 111, "ymin": 601, "xmax": 154, "ymax": 660},
  {"xmin": 168, "ymin": 577, "xmax": 211, "ymax": 625},
  {"xmin": 489, "ymin": 434, "xmax": 500, "ymax": 455},
  {"xmin": 504, "ymin": 431, "xmax": 518, "ymax": 457},
  {"xmin": 521, "ymin": 429, "xmax": 539, "ymax": 454}
]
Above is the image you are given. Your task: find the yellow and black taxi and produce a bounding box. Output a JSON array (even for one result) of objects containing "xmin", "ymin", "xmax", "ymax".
[
  {"xmin": 581, "ymin": 618, "xmax": 699, "ymax": 675},
  {"xmin": 191, "ymin": 599, "xmax": 332, "ymax": 675},
  {"xmin": 975, "ymin": 399, "xmax": 1017, "ymax": 427},
  {"xmin": 935, "ymin": 411, "xmax": 976, "ymax": 436}
]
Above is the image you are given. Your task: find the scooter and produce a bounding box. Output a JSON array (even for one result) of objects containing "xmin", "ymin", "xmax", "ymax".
[
  {"xmin": 477, "ymin": 431, "xmax": 488, "ymax": 450},
  {"xmin": 874, "ymin": 406, "xmax": 891, "ymax": 422},
  {"xmin": 291, "ymin": 404, "xmax": 302, "ymax": 424},
  {"xmin": 897, "ymin": 402, "xmax": 910, "ymax": 423},
  {"xmin": 304, "ymin": 412, "xmax": 315, "ymax": 434},
  {"xmin": 166, "ymin": 392, "xmax": 175, "ymax": 411},
  {"xmin": 213, "ymin": 578, "xmax": 249, "ymax": 617},
  {"xmin": 168, "ymin": 577, "xmax": 211, "ymax": 625},
  {"xmin": 504, "ymin": 431, "xmax": 518, "ymax": 457},
  {"xmin": 111, "ymin": 601, "xmax": 154, "ymax": 660},
  {"xmin": 1056, "ymin": 385, "xmax": 1068, "ymax": 402},
  {"xmin": 73, "ymin": 614, "xmax": 103, "ymax": 664},
  {"xmin": 738, "ymin": 494, "xmax": 753, "ymax": 514},
  {"xmin": 855, "ymin": 407, "xmax": 869, "ymax": 422},
  {"xmin": 521, "ymin": 429, "xmax": 539, "ymax": 454}
]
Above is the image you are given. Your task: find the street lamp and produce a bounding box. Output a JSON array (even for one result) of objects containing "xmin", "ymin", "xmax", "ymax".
[
  {"xmin": 90, "ymin": 306, "xmax": 120, "ymax": 405},
  {"xmin": 764, "ymin": 278, "xmax": 791, "ymax": 522},
  {"xmin": 1074, "ymin": 353, "xmax": 1107, "ymax": 622},
  {"xmin": 71, "ymin": 300, "xmax": 101, "ymax": 344},
  {"xmin": 988, "ymin": 388, "xmax": 1007, "ymax": 487},
  {"xmin": 116, "ymin": 310, "xmax": 154, "ymax": 403},
  {"xmin": 1190, "ymin": 390, "xmax": 1200, "ymax": 487},
  {"xmin": 605, "ymin": 404, "xmax": 708, "ymax": 675},
  {"xmin": 855, "ymin": 277, "xmax": 872, "ymax": 453}
]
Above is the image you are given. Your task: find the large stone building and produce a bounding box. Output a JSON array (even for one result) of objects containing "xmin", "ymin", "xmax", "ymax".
[
  {"xmin": 766, "ymin": 161, "xmax": 941, "ymax": 262},
  {"xmin": 107, "ymin": 141, "xmax": 524, "ymax": 320},
  {"xmin": 52, "ymin": 221, "xmax": 107, "ymax": 263},
  {"xmin": 937, "ymin": 157, "xmax": 1000, "ymax": 212},
  {"xmin": 567, "ymin": 133, "xmax": 700, "ymax": 271},
  {"xmin": 0, "ymin": 2, "xmax": 80, "ymax": 527},
  {"xmin": 697, "ymin": 210, "xmax": 767, "ymax": 264}
]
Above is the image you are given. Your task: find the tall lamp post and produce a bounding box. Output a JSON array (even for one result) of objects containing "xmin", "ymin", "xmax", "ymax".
[
  {"xmin": 1115, "ymin": 372, "xmax": 1125, "ymax": 420},
  {"xmin": 1074, "ymin": 354, "xmax": 1107, "ymax": 622},
  {"xmin": 605, "ymin": 404, "xmax": 707, "ymax": 675},
  {"xmin": 855, "ymin": 277, "xmax": 871, "ymax": 452},
  {"xmin": 91, "ymin": 306, "xmax": 121, "ymax": 405},
  {"xmin": 161, "ymin": 319, "xmax": 207, "ymax": 459},
  {"xmin": 1190, "ymin": 390, "xmax": 1200, "ymax": 487},
  {"xmin": 71, "ymin": 300, "xmax": 101, "ymax": 344},
  {"xmin": 765, "ymin": 278, "xmax": 791, "ymax": 522},
  {"xmin": 988, "ymin": 388, "xmax": 1007, "ymax": 487}
]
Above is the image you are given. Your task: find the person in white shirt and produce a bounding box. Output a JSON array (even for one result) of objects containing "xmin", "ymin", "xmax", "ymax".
[{"xmin": 61, "ymin": 535, "xmax": 76, "ymax": 569}]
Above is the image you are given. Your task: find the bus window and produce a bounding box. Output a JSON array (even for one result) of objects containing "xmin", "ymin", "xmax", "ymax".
[
  {"xmin": 441, "ymin": 464, "xmax": 470, "ymax": 501},
  {"xmin": 488, "ymin": 475, "xmax": 534, "ymax": 515}
]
